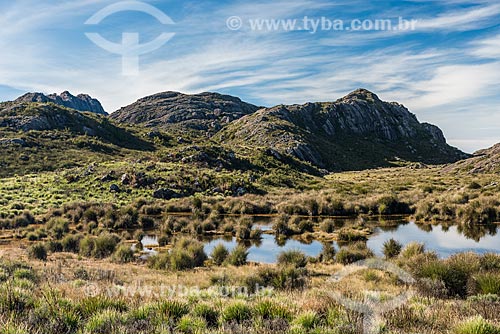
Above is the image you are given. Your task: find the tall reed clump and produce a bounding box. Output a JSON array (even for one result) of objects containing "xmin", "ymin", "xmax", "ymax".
[
  {"xmin": 383, "ymin": 239, "xmax": 403, "ymax": 259},
  {"xmin": 453, "ymin": 316, "xmax": 500, "ymax": 334},
  {"xmin": 225, "ymin": 245, "xmax": 248, "ymax": 266},
  {"xmin": 169, "ymin": 237, "xmax": 207, "ymax": 270},
  {"xmin": 210, "ymin": 244, "xmax": 229, "ymax": 266}
]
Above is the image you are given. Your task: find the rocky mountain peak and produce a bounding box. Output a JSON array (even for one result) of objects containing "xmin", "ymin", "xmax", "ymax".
[
  {"xmin": 219, "ymin": 91, "xmax": 468, "ymax": 171},
  {"xmin": 339, "ymin": 88, "xmax": 381, "ymax": 103},
  {"xmin": 110, "ymin": 91, "xmax": 260, "ymax": 134},
  {"xmin": 14, "ymin": 91, "xmax": 107, "ymax": 115}
]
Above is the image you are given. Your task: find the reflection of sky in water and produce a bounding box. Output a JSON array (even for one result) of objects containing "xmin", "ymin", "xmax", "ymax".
[
  {"xmin": 141, "ymin": 235, "xmax": 159, "ymax": 247},
  {"xmin": 368, "ymin": 222, "xmax": 500, "ymax": 257},
  {"xmin": 204, "ymin": 234, "xmax": 324, "ymax": 264}
]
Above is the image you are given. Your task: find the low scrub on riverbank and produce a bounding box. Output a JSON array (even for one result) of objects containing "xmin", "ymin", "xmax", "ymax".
[{"xmin": 1, "ymin": 244, "xmax": 500, "ymax": 334}]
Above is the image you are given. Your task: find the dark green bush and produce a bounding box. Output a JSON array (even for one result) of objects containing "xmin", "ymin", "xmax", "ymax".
[
  {"xmin": 336, "ymin": 242, "xmax": 374, "ymax": 265},
  {"xmin": 193, "ymin": 303, "xmax": 219, "ymax": 328},
  {"xmin": 93, "ymin": 233, "xmax": 120, "ymax": 258},
  {"xmin": 225, "ymin": 245, "xmax": 248, "ymax": 266},
  {"xmin": 27, "ymin": 243, "xmax": 47, "ymax": 261},
  {"xmin": 139, "ymin": 216, "xmax": 155, "ymax": 229},
  {"xmin": 383, "ymin": 239, "xmax": 403, "ymax": 259},
  {"xmin": 168, "ymin": 238, "xmax": 207, "ymax": 270},
  {"xmin": 47, "ymin": 218, "xmax": 70, "ymax": 239},
  {"xmin": 277, "ymin": 250, "xmax": 308, "ymax": 268},
  {"xmin": 78, "ymin": 233, "xmax": 120, "ymax": 259},
  {"xmin": 221, "ymin": 302, "xmax": 252, "ymax": 324},
  {"xmin": 112, "ymin": 244, "xmax": 135, "ymax": 263},
  {"xmin": 319, "ymin": 243, "xmax": 336, "ymax": 263},
  {"xmin": 210, "ymin": 244, "xmax": 229, "ymax": 266},
  {"xmin": 62, "ymin": 234, "xmax": 81, "ymax": 253}
]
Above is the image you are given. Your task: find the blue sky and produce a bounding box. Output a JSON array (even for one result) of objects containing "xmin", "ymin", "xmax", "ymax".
[{"xmin": 1, "ymin": 0, "xmax": 499, "ymax": 152}]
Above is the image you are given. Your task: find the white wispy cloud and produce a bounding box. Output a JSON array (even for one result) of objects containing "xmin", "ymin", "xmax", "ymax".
[
  {"xmin": 470, "ymin": 34, "xmax": 500, "ymax": 58},
  {"xmin": 415, "ymin": 3, "xmax": 500, "ymax": 31}
]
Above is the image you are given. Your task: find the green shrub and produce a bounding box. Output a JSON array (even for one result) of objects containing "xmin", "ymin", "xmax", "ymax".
[
  {"xmin": 84, "ymin": 309, "xmax": 123, "ymax": 333},
  {"xmin": 0, "ymin": 283, "xmax": 34, "ymax": 313},
  {"xmin": 79, "ymin": 236, "xmax": 95, "ymax": 257},
  {"xmin": 157, "ymin": 300, "xmax": 190, "ymax": 322},
  {"xmin": 293, "ymin": 311, "xmax": 320, "ymax": 330},
  {"xmin": 277, "ymin": 250, "xmax": 308, "ymax": 268},
  {"xmin": 296, "ymin": 219, "xmax": 314, "ymax": 233},
  {"xmin": 400, "ymin": 242, "xmax": 425, "ymax": 259},
  {"xmin": 211, "ymin": 244, "xmax": 229, "ymax": 266},
  {"xmin": 273, "ymin": 215, "xmax": 293, "ymax": 237},
  {"xmin": 112, "ymin": 244, "xmax": 135, "ymax": 263},
  {"xmin": 176, "ymin": 315, "xmax": 206, "ymax": 334},
  {"xmin": 319, "ymin": 243, "xmax": 336, "ymax": 263},
  {"xmin": 416, "ymin": 254, "xmax": 481, "ymax": 298},
  {"xmin": 78, "ymin": 234, "xmax": 120, "ymax": 259},
  {"xmin": 27, "ymin": 243, "xmax": 47, "ymax": 261},
  {"xmin": 46, "ymin": 240, "xmax": 63, "ymax": 252},
  {"xmin": 254, "ymin": 300, "xmax": 292, "ymax": 322},
  {"xmin": 147, "ymin": 252, "xmax": 170, "ymax": 270},
  {"xmin": 93, "ymin": 233, "xmax": 120, "ymax": 258},
  {"xmin": 468, "ymin": 181, "xmax": 482, "ymax": 190},
  {"xmin": 236, "ymin": 225, "xmax": 251, "ymax": 240},
  {"xmin": 271, "ymin": 266, "xmax": 308, "ymax": 291},
  {"xmin": 375, "ymin": 196, "xmax": 410, "ymax": 215},
  {"xmin": 47, "ymin": 218, "xmax": 70, "ymax": 239},
  {"xmin": 336, "ymin": 242, "xmax": 374, "ymax": 265},
  {"xmin": 474, "ymin": 273, "xmax": 500, "ymax": 295},
  {"xmin": 12, "ymin": 211, "xmax": 35, "ymax": 228},
  {"xmin": 13, "ymin": 268, "xmax": 36, "ymax": 282},
  {"xmin": 139, "ymin": 216, "xmax": 155, "ymax": 229},
  {"xmin": 481, "ymin": 253, "xmax": 500, "ymax": 271},
  {"xmin": 193, "ymin": 303, "xmax": 219, "ymax": 328},
  {"xmin": 82, "ymin": 208, "xmax": 98, "ymax": 223},
  {"xmin": 337, "ymin": 228, "xmax": 367, "ymax": 242},
  {"xmin": 62, "ymin": 234, "xmax": 81, "ymax": 253},
  {"xmin": 26, "ymin": 232, "xmax": 39, "ymax": 241},
  {"xmin": 250, "ymin": 228, "xmax": 263, "ymax": 240},
  {"xmin": 225, "ymin": 245, "xmax": 248, "ymax": 266},
  {"xmin": 454, "ymin": 316, "xmax": 500, "ymax": 334},
  {"xmin": 383, "ymin": 239, "xmax": 403, "ymax": 259},
  {"xmin": 169, "ymin": 238, "xmax": 207, "ymax": 270},
  {"xmin": 77, "ymin": 296, "xmax": 128, "ymax": 318},
  {"xmin": 221, "ymin": 302, "xmax": 252, "ymax": 324},
  {"xmin": 170, "ymin": 249, "xmax": 197, "ymax": 271}
]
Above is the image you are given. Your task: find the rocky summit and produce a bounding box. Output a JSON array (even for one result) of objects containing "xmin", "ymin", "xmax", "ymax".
[
  {"xmin": 110, "ymin": 91, "xmax": 260, "ymax": 135},
  {"xmin": 217, "ymin": 89, "xmax": 469, "ymax": 171},
  {"xmin": 14, "ymin": 91, "xmax": 107, "ymax": 115},
  {"xmin": 0, "ymin": 88, "xmax": 472, "ymax": 173}
]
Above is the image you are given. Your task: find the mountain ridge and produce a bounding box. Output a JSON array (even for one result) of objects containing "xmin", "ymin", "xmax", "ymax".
[
  {"xmin": 216, "ymin": 88, "xmax": 468, "ymax": 170},
  {"xmin": 13, "ymin": 91, "xmax": 107, "ymax": 115},
  {"xmin": 0, "ymin": 88, "xmax": 474, "ymax": 173}
]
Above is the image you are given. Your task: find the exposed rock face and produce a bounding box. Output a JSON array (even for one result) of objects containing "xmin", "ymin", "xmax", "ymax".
[
  {"xmin": 110, "ymin": 91, "xmax": 260, "ymax": 133},
  {"xmin": 14, "ymin": 91, "xmax": 107, "ymax": 115},
  {"xmin": 218, "ymin": 89, "xmax": 468, "ymax": 171},
  {"xmin": 0, "ymin": 102, "xmax": 151, "ymax": 150},
  {"xmin": 445, "ymin": 143, "xmax": 500, "ymax": 174}
]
